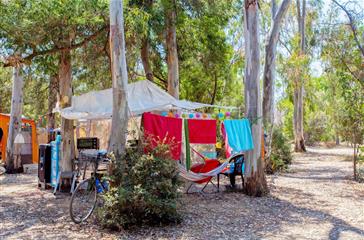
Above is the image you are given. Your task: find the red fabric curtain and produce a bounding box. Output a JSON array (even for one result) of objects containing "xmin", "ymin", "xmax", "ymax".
[
  {"xmin": 143, "ymin": 112, "xmax": 182, "ymax": 160},
  {"xmin": 188, "ymin": 119, "xmax": 217, "ymax": 144}
]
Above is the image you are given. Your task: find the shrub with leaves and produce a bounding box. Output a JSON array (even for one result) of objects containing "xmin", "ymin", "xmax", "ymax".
[
  {"xmin": 304, "ymin": 113, "xmax": 333, "ymax": 146},
  {"xmin": 357, "ymin": 146, "xmax": 364, "ymax": 182},
  {"xmin": 97, "ymin": 138, "xmax": 182, "ymax": 230},
  {"xmin": 266, "ymin": 127, "xmax": 293, "ymax": 174}
]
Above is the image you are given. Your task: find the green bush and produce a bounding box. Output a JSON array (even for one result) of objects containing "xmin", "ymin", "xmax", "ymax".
[
  {"xmin": 97, "ymin": 142, "xmax": 182, "ymax": 230},
  {"xmin": 304, "ymin": 113, "xmax": 333, "ymax": 145},
  {"xmin": 266, "ymin": 127, "xmax": 293, "ymax": 174},
  {"xmin": 358, "ymin": 146, "xmax": 364, "ymax": 182}
]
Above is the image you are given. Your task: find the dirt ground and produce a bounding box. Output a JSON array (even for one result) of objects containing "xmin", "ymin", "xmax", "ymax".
[{"xmin": 1, "ymin": 146, "xmax": 363, "ymax": 240}]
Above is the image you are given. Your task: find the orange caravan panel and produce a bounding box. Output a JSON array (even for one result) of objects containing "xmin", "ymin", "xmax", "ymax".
[{"xmin": 0, "ymin": 114, "xmax": 39, "ymax": 164}]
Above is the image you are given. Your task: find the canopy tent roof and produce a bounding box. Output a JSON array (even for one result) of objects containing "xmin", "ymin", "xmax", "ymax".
[{"xmin": 59, "ymin": 80, "xmax": 236, "ymax": 120}]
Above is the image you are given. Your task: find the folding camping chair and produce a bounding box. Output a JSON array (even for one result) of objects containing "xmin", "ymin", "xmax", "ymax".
[
  {"xmin": 185, "ymin": 147, "xmax": 227, "ymax": 193},
  {"xmin": 178, "ymin": 161, "xmax": 228, "ymax": 194}
]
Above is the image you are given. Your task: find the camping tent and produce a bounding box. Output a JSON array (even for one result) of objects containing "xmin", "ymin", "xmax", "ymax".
[{"xmin": 60, "ymin": 80, "xmax": 235, "ymax": 120}]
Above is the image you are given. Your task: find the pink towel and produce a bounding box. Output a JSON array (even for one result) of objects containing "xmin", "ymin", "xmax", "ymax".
[
  {"xmin": 143, "ymin": 112, "xmax": 182, "ymax": 160},
  {"xmin": 221, "ymin": 123, "xmax": 233, "ymax": 158}
]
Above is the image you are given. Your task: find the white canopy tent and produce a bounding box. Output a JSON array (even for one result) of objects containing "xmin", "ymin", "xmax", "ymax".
[{"xmin": 60, "ymin": 80, "xmax": 236, "ymax": 120}]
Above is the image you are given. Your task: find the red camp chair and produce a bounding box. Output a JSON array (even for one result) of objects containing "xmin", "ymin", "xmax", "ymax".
[{"xmin": 187, "ymin": 148, "xmax": 222, "ymax": 193}]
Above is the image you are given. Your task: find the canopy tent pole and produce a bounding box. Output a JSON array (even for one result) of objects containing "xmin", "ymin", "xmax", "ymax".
[
  {"xmin": 86, "ymin": 120, "xmax": 91, "ymax": 137},
  {"xmin": 184, "ymin": 119, "xmax": 191, "ymax": 170}
]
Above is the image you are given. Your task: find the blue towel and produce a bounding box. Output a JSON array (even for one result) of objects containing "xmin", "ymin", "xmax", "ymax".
[{"xmin": 223, "ymin": 119, "xmax": 254, "ymax": 152}]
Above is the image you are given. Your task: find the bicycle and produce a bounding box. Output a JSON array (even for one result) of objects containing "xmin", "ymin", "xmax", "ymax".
[{"xmin": 69, "ymin": 149, "xmax": 110, "ymax": 224}]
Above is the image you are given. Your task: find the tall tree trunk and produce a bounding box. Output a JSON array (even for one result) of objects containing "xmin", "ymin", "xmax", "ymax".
[
  {"xmin": 293, "ymin": 0, "xmax": 306, "ymax": 152},
  {"xmin": 59, "ymin": 50, "xmax": 74, "ymax": 172},
  {"xmin": 48, "ymin": 74, "xmax": 59, "ymax": 142},
  {"xmin": 262, "ymin": 0, "xmax": 292, "ymax": 125},
  {"xmin": 104, "ymin": 29, "xmax": 113, "ymax": 89},
  {"xmin": 243, "ymin": 0, "xmax": 268, "ymax": 197},
  {"xmin": 165, "ymin": 1, "xmax": 179, "ymax": 99},
  {"xmin": 140, "ymin": 0, "xmax": 154, "ymax": 82},
  {"xmin": 5, "ymin": 66, "xmax": 24, "ymax": 173},
  {"xmin": 271, "ymin": 0, "xmax": 277, "ymax": 17},
  {"xmin": 353, "ymin": 141, "xmax": 357, "ymax": 180},
  {"xmin": 210, "ymin": 72, "xmax": 218, "ymax": 105},
  {"xmin": 141, "ymin": 38, "xmax": 154, "ymax": 81},
  {"xmin": 108, "ymin": 0, "xmax": 129, "ymax": 165}
]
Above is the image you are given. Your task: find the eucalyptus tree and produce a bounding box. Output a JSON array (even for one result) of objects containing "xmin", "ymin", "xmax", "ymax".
[
  {"xmin": 5, "ymin": 66, "xmax": 24, "ymax": 173},
  {"xmin": 332, "ymin": 0, "xmax": 364, "ymax": 58},
  {"xmin": 164, "ymin": 0, "xmax": 179, "ymax": 98},
  {"xmin": 108, "ymin": 0, "xmax": 129, "ymax": 165},
  {"xmin": 243, "ymin": 0, "xmax": 268, "ymax": 196},
  {"xmin": 129, "ymin": 0, "xmax": 240, "ymax": 105},
  {"xmin": 321, "ymin": 0, "xmax": 364, "ymax": 179},
  {"xmin": 262, "ymin": 0, "xmax": 292, "ymax": 126},
  {"xmin": 177, "ymin": 0, "xmax": 238, "ymax": 105},
  {"xmin": 139, "ymin": 0, "xmax": 154, "ymax": 81},
  {"xmin": 292, "ymin": 0, "xmax": 307, "ymax": 152},
  {"xmin": 0, "ymin": 0, "xmax": 109, "ymax": 172}
]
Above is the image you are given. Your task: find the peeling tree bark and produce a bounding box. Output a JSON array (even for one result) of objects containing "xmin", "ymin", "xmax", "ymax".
[
  {"xmin": 140, "ymin": 0, "xmax": 154, "ymax": 82},
  {"xmin": 262, "ymin": 0, "xmax": 292, "ymax": 125},
  {"xmin": 165, "ymin": 0, "xmax": 179, "ymax": 99},
  {"xmin": 141, "ymin": 38, "xmax": 154, "ymax": 81},
  {"xmin": 293, "ymin": 0, "xmax": 306, "ymax": 152},
  {"xmin": 59, "ymin": 50, "xmax": 74, "ymax": 172},
  {"xmin": 5, "ymin": 66, "xmax": 24, "ymax": 173},
  {"xmin": 353, "ymin": 141, "xmax": 357, "ymax": 180},
  {"xmin": 108, "ymin": 0, "xmax": 129, "ymax": 164},
  {"xmin": 48, "ymin": 74, "xmax": 59, "ymax": 142},
  {"xmin": 243, "ymin": 0, "xmax": 268, "ymax": 197}
]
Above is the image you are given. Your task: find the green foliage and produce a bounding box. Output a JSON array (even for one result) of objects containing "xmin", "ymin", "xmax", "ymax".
[
  {"xmin": 97, "ymin": 142, "xmax": 182, "ymax": 229},
  {"xmin": 0, "ymin": 68, "xmax": 12, "ymax": 113},
  {"xmin": 300, "ymin": 74, "xmax": 339, "ymax": 145},
  {"xmin": 0, "ymin": 0, "xmax": 110, "ymax": 119},
  {"xmin": 320, "ymin": 11, "xmax": 364, "ymax": 146},
  {"xmin": 178, "ymin": 1, "xmax": 239, "ymax": 106},
  {"xmin": 277, "ymin": 95, "xmax": 294, "ymax": 140},
  {"xmin": 1, "ymin": 0, "xmax": 244, "ymax": 121},
  {"xmin": 304, "ymin": 112, "xmax": 332, "ymax": 145},
  {"xmin": 358, "ymin": 146, "xmax": 364, "ymax": 182},
  {"xmin": 266, "ymin": 127, "xmax": 293, "ymax": 174},
  {"xmin": 0, "ymin": 0, "xmax": 108, "ymax": 56}
]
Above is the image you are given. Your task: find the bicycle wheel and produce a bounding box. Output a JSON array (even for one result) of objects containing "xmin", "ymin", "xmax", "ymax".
[{"xmin": 69, "ymin": 178, "xmax": 97, "ymax": 224}]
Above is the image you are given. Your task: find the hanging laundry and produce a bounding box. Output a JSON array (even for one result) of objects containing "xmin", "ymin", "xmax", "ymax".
[
  {"xmin": 222, "ymin": 119, "xmax": 254, "ymax": 158},
  {"xmin": 143, "ymin": 112, "xmax": 182, "ymax": 160},
  {"xmin": 187, "ymin": 119, "xmax": 217, "ymax": 144},
  {"xmin": 221, "ymin": 123, "xmax": 233, "ymax": 158}
]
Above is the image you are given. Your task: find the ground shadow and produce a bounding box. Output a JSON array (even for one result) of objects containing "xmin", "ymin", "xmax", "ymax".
[
  {"xmin": 297, "ymin": 149, "xmax": 353, "ymax": 159},
  {"xmin": 176, "ymin": 185, "xmax": 364, "ymax": 239}
]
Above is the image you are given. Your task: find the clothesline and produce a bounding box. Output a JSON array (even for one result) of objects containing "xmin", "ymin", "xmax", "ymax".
[{"xmin": 142, "ymin": 112, "xmax": 254, "ymax": 170}]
